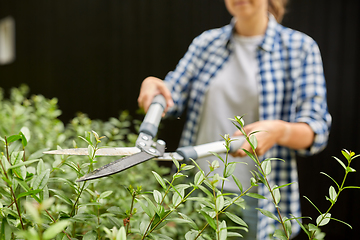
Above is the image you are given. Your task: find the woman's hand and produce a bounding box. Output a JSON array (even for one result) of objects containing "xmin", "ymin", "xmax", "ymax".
[
  {"xmin": 137, "ymin": 76, "xmax": 174, "ymax": 114},
  {"xmin": 231, "ymin": 120, "xmax": 314, "ymax": 157}
]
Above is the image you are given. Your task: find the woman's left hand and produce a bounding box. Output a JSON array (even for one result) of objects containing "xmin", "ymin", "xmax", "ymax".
[{"xmin": 231, "ymin": 120, "xmax": 314, "ymax": 157}]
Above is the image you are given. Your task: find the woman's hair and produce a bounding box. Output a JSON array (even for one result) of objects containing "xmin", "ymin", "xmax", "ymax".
[{"xmin": 268, "ymin": 0, "xmax": 288, "ymax": 22}]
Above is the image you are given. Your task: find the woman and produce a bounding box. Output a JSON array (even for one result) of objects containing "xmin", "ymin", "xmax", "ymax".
[{"xmin": 138, "ymin": 0, "xmax": 331, "ymax": 239}]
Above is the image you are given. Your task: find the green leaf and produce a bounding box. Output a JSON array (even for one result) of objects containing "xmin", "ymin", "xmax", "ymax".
[
  {"xmin": 231, "ymin": 174, "xmax": 243, "ymax": 193},
  {"xmin": 139, "ymin": 220, "xmax": 150, "ymax": 235},
  {"xmin": 17, "ymin": 189, "xmax": 42, "ymax": 200},
  {"xmin": 83, "ymin": 230, "xmax": 97, "ymax": 240},
  {"xmin": 256, "ymin": 208, "xmax": 279, "ymax": 222},
  {"xmin": 216, "ymin": 194, "xmax": 224, "ymax": 212},
  {"xmin": 43, "ymin": 220, "xmax": 70, "ymax": 240},
  {"xmin": 116, "ymin": 226, "xmax": 127, "ymax": 240},
  {"xmin": 153, "ymin": 190, "xmax": 162, "ymax": 204},
  {"xmin": 64, "ymin": 161, "xmax": 81, "ymax": 174},
  {"xmin": 330, "ymin": 217, "xmax": 352, "ymax": 229},
  {"xmin": 99, "ymin": 190, "xmax": 113, "ymax": 199},
  {"xmin": 332, "ymin": 156, "xmax": 346, "ymax": 170},
  {"xmin": 142, "ymin": 195, "xmax": 157, "ymax": 216},
  {"xmin": 316, "ymin": 213, "xmax": 331, "ymax": 226},
  {"xmin": 20, "ymin": 126, "xmax": 31, "ymax": 142},
  {"xmin": 308, "ymin": 223, "xmax": 319, "ymax": 232},
  {"xmin": 227, "ymin": 232, "xmax": 243, "ymax": 238},
  {"xmin": 249, "ymin": 134, "xmax": 258, "ymax": 150},
  {"xmin": 137, "ymin": 199, "xmax": 153, "ymax": 217},
  {"xmin": 246, "ymin": 192, "xmax": 266, "ymax": 200},
  {"xmin": 273, "ymin": 229, "xmax": 287, "ymax": 240},
  {"xmin": 289, "ymin": 214, "xmax": 310, "ymax": 235},
  {"xmin": 211, "ymin": 152, "xmax": 224, "ymax": 163},
  {"xmin": 242, "ymin": 149, "xmax": 257, "ymax": 164},
  {"xmin": 343, "ymin": 186, "xmax": 360, "ymax": 190},
  {"xmin": 261, "ymin": 160, "xmax": 271, "ymax": 175},
  {"xmin": 200, "ymin": 211, "xmax": 216, "ymax": 230},
  {"xmin": 346, "ymin": 166, "xmax": 356, "ymax": 173},
  {"xmin": 88, "ymin": 145, "xmax": 95, "ymax": 158},
  {"xmin": 273, "ymin": 186, "xmax": 281, "ymax": 205},
  {"xmin": 172, "ymin": 157, "xmax": 180, "ymax": 170},
  {"xmin": 6, "ymin": 134, "xmax": 21, "ymax": 143},
  {"xmin": 24, "ymin": 201, "xmax": 41, "ymax": 224},
  {"xmin": 303, "ymin": 196, "xmax": 322, "ymax": 215},
  {"xmin": 14, "ymin": 177, "xmax": 30, "ymax": 191},
  {"xmin": 0, "ymin": 217, "xmax": 12, "ymax": 240},
  {"xmin": 273, "ymin": 182, "xmax": 297, "ymax": 190},
  {"xmin": 198, "ymin": 185, "xmax": 213, "ymax": 198},
  {"xmin": 283, "ymin": 216, "xmax": 292, "ymax": 237},
  {"xmin": 172, "ymin": 190, "xmax": 183, "ymax": 207},
  {"xmin": 36, "ymin": 159, "xmax": 45, "ymax": 176},
  {"xmin": 224, "ymin": 211, "xmax": 248, "ymax": 227},
  {"xmin": 341, "ymin": 150, "xmax": 350, "ymax": 161},
  {"xmin": 218, "ymin": 220, "xmax": 227, "ymax": 240},
  {"xmin": 185, "ymin": 230, "xmax": 200, "ymax": 240},
  {"xmin": 181, "ymin": 165, "xmax": 195, "ymax": 171},
  {"xmin": 329, "ymin": 186, "xmax": 337, "ymax": 202},
  {"xmin": 49, "ymin": 189, "xmax": 73, "ymax": 205},
  {"xmin": 152, "ymin": 171, "xmax": 167, "ymax": 189},
  {"xmin": 32, "ymin": 169, "xmax": 50, "ymax": 190},
  {"xmin": 316, "ymin": 213, "xmax": 331, "ymax": 227},
  {"xmin": 320, "ymin": 172, "xmax": 339, "ymax": 189},
  {"xmin": 19, "ymin": 131, "xmax": 28, "ymax": 147},
  {"xmin": 29, "ymin": 148, "xmax": 49, "ymax": 160},
  {"xmin": 8, "ymin": 159, "xmax": 39, "ymax": 170},
  {"xmin": 178, "ymin": 212, "xmax": 199, "ymax": 230},
  {"xmin": 224, "ymin": 162, "xmax": 236, "ymax": 178},
  {"xmin": 194, "ymin": 171, "xmax": 205, "ymax": 186}
]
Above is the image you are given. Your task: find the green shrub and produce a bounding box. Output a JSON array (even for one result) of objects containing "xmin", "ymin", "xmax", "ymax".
[{"xmin": 0, "ymin": 86, "xmax": 358, "ymax": 240}]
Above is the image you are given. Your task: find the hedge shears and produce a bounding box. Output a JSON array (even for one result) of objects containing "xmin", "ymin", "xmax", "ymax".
[{"xmin": 44, "ymin": 95, "xmax": 244, "ymax": 182}]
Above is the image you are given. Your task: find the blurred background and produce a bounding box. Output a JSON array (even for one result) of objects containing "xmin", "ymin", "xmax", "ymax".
[{"xmin": 0, "ymin": 0, "xmax": 359, "ymax": 239}]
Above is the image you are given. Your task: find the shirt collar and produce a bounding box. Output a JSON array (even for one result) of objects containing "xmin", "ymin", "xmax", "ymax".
[
  {"xmin": 259, "ymin": 14, "xmax": 279, "ymax": 52},
  {"xmin": 226, "ymin": 14, "xmax": 279, "ymax": 52}
]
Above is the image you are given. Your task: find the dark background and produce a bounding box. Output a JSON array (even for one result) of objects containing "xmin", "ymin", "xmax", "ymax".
[{"xmin": 1, "ymin": 0, "xmax": 359, "ymax": 239}]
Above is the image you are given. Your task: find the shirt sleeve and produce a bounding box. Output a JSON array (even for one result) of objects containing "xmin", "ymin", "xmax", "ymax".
[
  {"xmin": 163, "ymin": 33, "xmax": 207, "ymax": 118},
  {"xmin": 295, "ymin": 40, "xmax": 332, "ymax": 156}
]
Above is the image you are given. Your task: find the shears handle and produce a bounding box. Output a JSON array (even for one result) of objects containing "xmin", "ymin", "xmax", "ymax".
[
  {"xmin": 176, "ymin": 136, "xmax": 245, "ymax": 161},
  {"xmin": 139, "ymin": 94, "xmax": 166, "ymax": 138}
]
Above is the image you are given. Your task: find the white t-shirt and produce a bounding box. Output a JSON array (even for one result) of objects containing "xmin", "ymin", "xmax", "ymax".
[{"xmin": 196, "ymin": 34, "xmax": 263, "ymax": 192}]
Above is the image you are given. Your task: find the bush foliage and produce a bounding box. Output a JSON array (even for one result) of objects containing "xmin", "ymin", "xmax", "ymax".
[{"xmin": 0, "ymin": 85, "xmax": 358, "ymax": 240}]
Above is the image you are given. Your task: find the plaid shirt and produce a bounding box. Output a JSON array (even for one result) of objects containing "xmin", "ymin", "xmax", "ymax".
[{"xmin": 164, "ymin": 15, "xmax": 331, "ymax": 239}]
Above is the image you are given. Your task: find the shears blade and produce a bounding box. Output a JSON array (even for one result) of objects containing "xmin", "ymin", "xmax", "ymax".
[
  {"xmin": 77, "ymin": 151, "xmax": 155, "ymax": 182},
  {"xmin": 43, "ymin": 147, "xmax": 141, "ymax": 156}
]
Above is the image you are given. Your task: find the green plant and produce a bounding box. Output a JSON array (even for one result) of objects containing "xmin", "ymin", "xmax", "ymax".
[
  {"xmin": 0, "ymin": 86, "xmax": 170, "ymax": 239},
  {"xmin": 0, "ymin": 86, "xmax": 358, "ymax": 239},
  {"xmin": 297, "ymin": 149, "xmax": 359, "ymax": 240}
]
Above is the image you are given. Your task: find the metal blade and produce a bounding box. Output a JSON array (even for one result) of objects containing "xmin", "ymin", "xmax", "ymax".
[
  {"xmin": 43, "ymin": 147, "xmax": 141, "ymax": 156},
  {"xmin": 155, "ymin": 152, "xmax": 184, "ymax": 161},
  {"xmin": 76, "ymin": 151, "xmax": 154, "ymax": 182}
]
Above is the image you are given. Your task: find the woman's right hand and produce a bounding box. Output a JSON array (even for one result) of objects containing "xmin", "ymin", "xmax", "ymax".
[{"xmin": 137, "ymin": 76, "xmax": 174, "ymax": 113}]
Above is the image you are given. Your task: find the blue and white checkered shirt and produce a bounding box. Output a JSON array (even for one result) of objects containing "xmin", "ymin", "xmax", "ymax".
[{"xmin": 164, "ymin": 15, "xmax": 331, "ymax": 239}]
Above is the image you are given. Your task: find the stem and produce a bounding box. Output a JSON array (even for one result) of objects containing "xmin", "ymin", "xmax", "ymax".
[
  {"xmin": 141, "ymin": 169, "xmax": 180, "ymax": 240},
  {"xmin": 221, "ymin": 150, "xmax": 229, "ymax": 193},
  {"xmin": 214, "ymin": 187, "xmax": 220, "ymax": 240},
  {"xmin": 45, "ymin": 210, "xmax": 72, "ymax": 240},
  {"xmin": 126, "ymin": 191, "xmax": 137, "ymax": 235},
  {"xmin": 3, "ymin": 137, "xmax": 25, "ymax": 230},
  {"xmin": 239, "ymin": 123, "xmax": 289, "ymax": 239},
  {"xmin": 252, "ymin": 147, "xmax": 289, "ymax": 239},
  {"xmin": 309, "ymin": 162, "xmax": 350, "ymax": 240},
  {"xmin": 70, "ymin": 182, "xmax": 87, "ymax": 217},
  {"xmin": 194, "ymin": 185, "xmax": 254, "ymax": 240},
  {"xmin": 10, "ymin": 187, "xmax": 25, "ymax": 229},
  {"xmin": 141, "ymin": 171, "xmax": 211, "ymax": 239}
]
